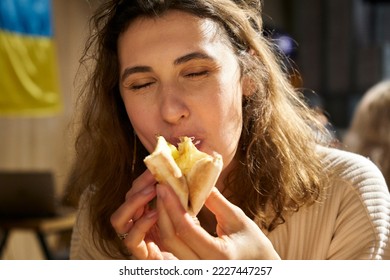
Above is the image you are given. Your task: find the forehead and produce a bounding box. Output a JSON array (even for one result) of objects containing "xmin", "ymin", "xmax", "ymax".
[
  {"xmin": 118, "ymin": 10, "xmax": 228, "ymax": 54},
  {"xmin": 129, "ymin": 9, "xmax": 220, "ymax": 34}
]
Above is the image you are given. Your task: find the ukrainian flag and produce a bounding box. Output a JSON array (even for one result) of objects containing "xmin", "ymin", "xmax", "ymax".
[{"xmin": 0, "ymin": 0, "xmax": 62, "ymax": 116}]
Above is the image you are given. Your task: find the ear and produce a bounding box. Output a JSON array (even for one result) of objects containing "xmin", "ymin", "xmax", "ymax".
[
  {"xmin": 242, "ymin": 74, "xmax": 255, "ymax": 97},
  {"xmin": 241, "ymin": 48, "xmax": 257, "ymax": 97}
]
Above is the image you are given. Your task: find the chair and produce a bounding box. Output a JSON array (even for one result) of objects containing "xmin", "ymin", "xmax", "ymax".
[
  {"xmin": 0, "ymin": 171, "xmax": 76, "ymax": 259},
  {"xmin": 0, "ymin": 212, "xmax": 76, "ymax": 259}
]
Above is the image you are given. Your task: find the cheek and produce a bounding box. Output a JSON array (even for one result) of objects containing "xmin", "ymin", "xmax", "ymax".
[
  {"xmin": 122, "ymin": 97, "xmax": 156, "ymax": 152},
  {"xmin": 207, "ymin": 85, "xmax": 243, "ymax": 155},
  {"xmin": 221, "ymin": 96, "xmax": 243, "ymax": 144},
  {"xmin": 219, "ymin": 82, "xmax": 244, "ymax": 126}
]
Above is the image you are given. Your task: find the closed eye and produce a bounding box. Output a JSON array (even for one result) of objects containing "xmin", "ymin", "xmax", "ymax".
[
  {"xmin": 130, "ymin": 81, "xmax": 155, "ymax": 91},
  {"xmin": 185, "ymin": 70, "xmax": 209, "ymax": 78}
]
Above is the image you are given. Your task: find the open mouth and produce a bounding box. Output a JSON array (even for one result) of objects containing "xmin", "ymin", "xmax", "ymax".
[{"xmin": 168, "ymin": 135, "xmax": 201, "ymax": 148}]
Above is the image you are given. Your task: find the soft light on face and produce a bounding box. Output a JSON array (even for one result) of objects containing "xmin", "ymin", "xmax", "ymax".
[{"xmin": 118, "ymin": 10, "xmax": 246, "ymax": 186}]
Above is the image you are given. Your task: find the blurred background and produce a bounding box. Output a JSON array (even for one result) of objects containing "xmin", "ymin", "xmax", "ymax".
[
  {"xmin": 264, "ymin": 0, "xmax": 390, "ymax": 132},
  {"xmin": 0, "ymin": 0, "xmax": 389, "ymax": 259}
]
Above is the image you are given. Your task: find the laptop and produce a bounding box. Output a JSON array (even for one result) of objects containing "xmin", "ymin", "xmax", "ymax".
[{"xmin": 0, "ymin": 171, "xmax": 63, "ymax": 219}]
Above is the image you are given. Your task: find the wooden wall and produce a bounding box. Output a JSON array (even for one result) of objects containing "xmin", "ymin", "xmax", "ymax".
[{"xmin": 0, "ymin": 0, "xmax": 94, "ymax": 259}]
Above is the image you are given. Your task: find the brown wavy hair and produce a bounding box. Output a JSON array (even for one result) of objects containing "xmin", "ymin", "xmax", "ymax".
[{"xmin": 66, "ymin": 0, "xmax": 332, "ymax": 258}]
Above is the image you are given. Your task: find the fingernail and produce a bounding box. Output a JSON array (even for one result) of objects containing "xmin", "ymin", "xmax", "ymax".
[
  {"xmin": 157, "ymin": 185, "xmax": 166, "ymax": 200},
  {"xmin": 146, "ymin": 209, "xmax": 157, "ymax": 219},
  {"xmin": 142, "ymin": 185, "xmax": 155, "ymax": 195}
]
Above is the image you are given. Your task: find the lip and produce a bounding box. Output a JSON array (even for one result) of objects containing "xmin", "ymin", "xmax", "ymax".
[{"xmin": 168, "ymin": 135, "xmax": 202, "ymax": 149}]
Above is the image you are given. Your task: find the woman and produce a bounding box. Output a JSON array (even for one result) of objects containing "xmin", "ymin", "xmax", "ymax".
[
  {"xmin": 344, "ymin": 80, "xmax": 390, "ymax": 190},
  {"xmin": 67, "ymin": 0, "xmax": 390, "ymax": 259}
]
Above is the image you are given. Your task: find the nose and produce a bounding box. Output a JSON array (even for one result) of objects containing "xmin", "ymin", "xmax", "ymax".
[{"xmin": 159, "ymin": 84, "xmax": 190, "ymax": 124}]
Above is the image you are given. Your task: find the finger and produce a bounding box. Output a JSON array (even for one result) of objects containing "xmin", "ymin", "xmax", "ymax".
[
  {"xmin": 157, "ymin": 184, "xmax": 220, "ymax": 259},
  {"xmin": 161, "ymin": 251, "xmax": 178, "ymax": 260},
  {"xmin": 128, "ymin": 171, "xmax": 157, "ymax": 219},
  {"xmin": 111, "ymin": 184, "xmax": 156, "ymax": 235},
  {"xmin": 205, "ymin": 187, "xmax": 245, "ymax": 233},
  {"xmin": 205, "ymin": 188, "xmax": 278, "ymax": 259},
  {"xmin": 156, "ymin": 184, "xmax": 199, "ymax": 259},
  {"xmin": 125, "ymin": 170, "xmax": 156, "ymax": 200},
  {"xmin": 122, "ymin": 209, "xmax": 159, "ymax": 259},
  {"xmin": 145, "ymin": 242, "xmax": 164, "ymax": 260}
]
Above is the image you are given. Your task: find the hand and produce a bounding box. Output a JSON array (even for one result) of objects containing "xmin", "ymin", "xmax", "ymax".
[
  {"xmin": 110, "ymin": 171, "xmax": 175, "ymax": 259},
  {"xmin": 156, "ymin": 184, "xmax": 281, "ymax": 259}
]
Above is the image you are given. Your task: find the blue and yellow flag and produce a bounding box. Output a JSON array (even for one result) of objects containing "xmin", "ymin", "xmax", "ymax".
[{"xmin": 0, "ymin": 0, "xmax": 62, "ymax": 116}]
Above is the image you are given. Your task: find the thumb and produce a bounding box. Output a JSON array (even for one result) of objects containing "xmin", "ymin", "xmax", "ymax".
[
  {"xmin": 204, "ymin": 187, "xmax": 244, "ymax": 231},
  {"xmin": 204, "ymin": 187, "xmax": 230, "ymax": 216}
]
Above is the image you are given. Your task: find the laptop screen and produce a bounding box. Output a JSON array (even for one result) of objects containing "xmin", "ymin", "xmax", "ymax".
[{"xmin": 0, "ymin": 171, "xmax": 58, "ymax": 218}]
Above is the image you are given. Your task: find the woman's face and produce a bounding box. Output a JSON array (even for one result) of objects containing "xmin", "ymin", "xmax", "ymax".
[{"xmin": 118, "ymin": 10, "xmax": 247, "ymax": 182}]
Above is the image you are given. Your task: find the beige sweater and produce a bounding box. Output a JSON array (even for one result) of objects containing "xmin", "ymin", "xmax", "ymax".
[{"xmin": 70, "ymin": 147, "xmax": 390, "ymax": 259}]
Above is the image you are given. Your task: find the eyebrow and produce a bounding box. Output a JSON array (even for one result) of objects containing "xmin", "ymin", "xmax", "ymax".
[
  {"xmin": 121, "ymin": 52, "xmax": 214, "ymax": 82},
  {"xmin": 174, "ymin": 52, "xmax": 214, "ymax": 65},
  {"xmin": 121, "ymin": 66, "xmax": 152, "ymax": 83}
]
